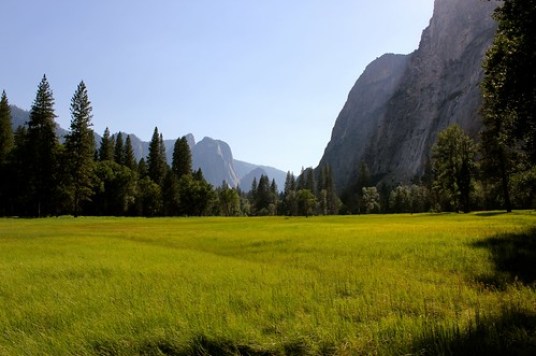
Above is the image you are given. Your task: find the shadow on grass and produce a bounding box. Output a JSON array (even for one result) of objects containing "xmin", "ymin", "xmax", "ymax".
[
  {"xmin": 92, "ymin": 335, "xmax": 332, "ymax": 356},
  {"xmin": 474, "ymin": 211, "xmax": 509, "ymax": 217},
  {"xmin": 409, "ymin": 228, "xmax": 536, "ymax": 355},
  {"xmin": 411, "ymin": 307, "xmax": 536, "ymax": 356},
  {"xmin": 471, "ymin": 228, "xmax": 536, "ymax": 289}
]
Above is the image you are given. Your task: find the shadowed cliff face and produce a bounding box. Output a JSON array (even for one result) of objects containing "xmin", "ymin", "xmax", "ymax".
[{"xmin": 319, "ymin": 0, "xmax": 499, "ymax": 190}]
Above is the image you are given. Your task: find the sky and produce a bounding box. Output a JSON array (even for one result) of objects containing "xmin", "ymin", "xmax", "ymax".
[{"xmin": 1, "ymin": 0, "xmax": 434, "ymax": 174}]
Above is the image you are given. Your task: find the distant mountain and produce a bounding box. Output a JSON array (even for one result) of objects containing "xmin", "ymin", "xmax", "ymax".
[
  {"xmin": 234, "ymin": 160, "xmax": 287, "ymax": 192},
  {"xmin": 318, "ymin": 0, "xmax": 499, "ymax": 190},
  {"xmin": 9, "ymin": 105, "xmax": 285, "ymax": 189},
  {"xmin": 191, "ymin": 137, "xmax": 240, "ymax": 187},
  {"xmin": 239, "ymin": 167, "xmax": 268, "ymax": 192}
]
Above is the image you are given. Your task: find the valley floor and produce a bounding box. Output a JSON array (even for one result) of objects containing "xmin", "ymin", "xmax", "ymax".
[{"xmin": 0, "ymin": 212, "xmax": 535, "ymax": 355}]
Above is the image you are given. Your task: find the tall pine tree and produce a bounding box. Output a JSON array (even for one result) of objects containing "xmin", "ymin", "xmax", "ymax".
[
  {"xmin": 25, "ymin": 75, "xmax": 60, "ymax": 216},
  {"xmin": 147, "ymin": 127, "xmax": 167, "ymax": 186},
  {"xmin": 64, "ymin": 81, "xmax": 96, "ymax": 216},
  {"xmin": 124, "ymin": 135, "xmax": 137, "ymax": 170}
]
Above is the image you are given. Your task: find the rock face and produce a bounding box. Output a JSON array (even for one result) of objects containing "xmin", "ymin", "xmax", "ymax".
[
  {"xmin": 318, "ymin": 0, "xmax": 499, "ymax": 190},
  {"xmin": 191, "ymin": 137, "xmax": 240, "ymax": 187}
]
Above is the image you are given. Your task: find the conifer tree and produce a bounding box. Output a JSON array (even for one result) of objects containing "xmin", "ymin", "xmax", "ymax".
[
  {"xmin": 283, "ymin": 171, "xmax": 298, "ymax": 216},
  {"xmin": 25, "ymin": 75, "xmax": 60, "ymax": 216},
  {"xmin": 64, "ymin": 81, "xmax": 96, "ymax": 216},
  {"xmin": 0, "ymin": 91, "xmax": 14, "ymax": 163},
  {"xmin": 172, "ymin": 136, "xmax": 192, "ymax": 178},
  {"xmin": 0, "ymin": 91, "xmax": 14, "ymax": 215},
  {"xmin": 147, "ymin": 127, "xmax": 167, "ymax": 186},
  {"xmin": 99, "ymin": 127, "xmax": 115, "ymax": 161},
  {"xmin": 124, "ymin": 135, "xmax": 137, "ymax": 170},
  {"xmin": 114, "ymin": 132, "xmax": 125, "ymax": 165}
]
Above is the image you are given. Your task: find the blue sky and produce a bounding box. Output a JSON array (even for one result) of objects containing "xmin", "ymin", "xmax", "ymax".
[{"xmin": 1, "ymin": 0, "xmax": 434, "ymax": 174}]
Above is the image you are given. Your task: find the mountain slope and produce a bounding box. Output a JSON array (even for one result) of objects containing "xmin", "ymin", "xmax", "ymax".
[{"xmin": 318, "ymin": 0, "xmax": 499, "ymax": 190}]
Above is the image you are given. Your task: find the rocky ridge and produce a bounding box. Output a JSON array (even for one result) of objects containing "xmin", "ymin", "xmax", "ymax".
[{"xmin": 318, "ymin": 0, "xmax": 499, "ymax": 190}]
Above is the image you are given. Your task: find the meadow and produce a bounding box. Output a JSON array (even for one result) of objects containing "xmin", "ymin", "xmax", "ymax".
[{"xmin": 0, "ymin": 212, "xmax": 535, "ymax": 355}]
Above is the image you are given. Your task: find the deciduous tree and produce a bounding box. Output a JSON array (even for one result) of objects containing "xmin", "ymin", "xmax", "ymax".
[{"xmin": 432, "ymin": 125, "xmax": 477, "ymax": 213}]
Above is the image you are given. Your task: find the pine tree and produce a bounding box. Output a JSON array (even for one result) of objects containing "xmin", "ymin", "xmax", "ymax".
[
  {"xmin": 147, "ymin": 127, "xmax": 167, "ymax": 186},
  {"xmin": 172, "ymin": 136, "xmax": 192, "ymax": 178},
  {"xmin": 0, "ymin": 91, "xmax": 14, "ymax": 163},
  {"xmin": 304, "ymin": 168, "xmax": 316, "ymax": 194},
  {"xmin": 124, "ymin": 135, "xmax": 137, "ymax": 170},
  {"xmin": 0, "ymin": 91, "xmax": 14, "ymax": 215},
  {"xmin": 64, "ymin": 81, "xmax": 96, "ymax": 216},
  {"xmin": 114, "ymin": 132, "xmax": 125, "ymax": 165},
  {"xmin": 25, "ymin": 75, "xmax": 60, "ymax": 216},
  {"xmin": 319, "ymin": 165, "xmax": 339, "ymax": 215},
  {"xmin": 283, "ymin": 171, "xmax": 298, "ymax": 216},
  {"xmin": 99, "ymin": 127, "xmax": 115, "ymax": 161}
]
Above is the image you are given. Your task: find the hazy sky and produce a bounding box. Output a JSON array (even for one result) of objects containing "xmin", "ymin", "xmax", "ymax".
[{"xmin": 1, "ymin": 0, "xmax": 434, "ymax": 174}]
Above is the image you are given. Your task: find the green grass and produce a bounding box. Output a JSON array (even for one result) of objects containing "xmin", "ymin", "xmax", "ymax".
[{"xmin": 0, "ymin": 212, "xmax": 535, "ymax": 355}]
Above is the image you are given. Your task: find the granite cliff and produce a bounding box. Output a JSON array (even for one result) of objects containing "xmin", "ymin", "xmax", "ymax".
[{"xmin": 318, "ymin": 0, "xmax": 499, "ymax": 190}]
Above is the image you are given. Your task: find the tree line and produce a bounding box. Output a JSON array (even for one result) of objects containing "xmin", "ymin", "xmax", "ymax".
[{"xmin": 0, "ymin": 77, "xmax": 341, "ymax": 217}]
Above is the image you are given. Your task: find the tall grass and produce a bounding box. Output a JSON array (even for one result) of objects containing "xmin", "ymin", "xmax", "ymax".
[{"xmin": 0, "ymin": 212, "xmax": 535, "ymax": 355}]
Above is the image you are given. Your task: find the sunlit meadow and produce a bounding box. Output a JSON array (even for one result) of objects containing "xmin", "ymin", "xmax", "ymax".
[{"xmin": 0, "ymin": 212, "xmax": 535, "ymax": 355}]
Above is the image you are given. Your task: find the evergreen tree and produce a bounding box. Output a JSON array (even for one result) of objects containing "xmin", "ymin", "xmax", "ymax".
[
  {"xmin": 172, "ymin": 136, "xmax": 192, "ymax": 178},
  {"xmin": 114, "ymin": 132, "xmax": 125, "ymax": 165},
  {"xmin": 481, "ymin": 0, "xmax": 536, "ymax": 212},
  {"xmin": 283, "ymin": 171, "xmax": 298, "ymax": 216},
  {"xmin": 64, "ymin": 81, "xmax": 96, "ymax": 216},
  {"xmin": 319, "ymin": 165, "xmax": 339, "ymax": 215},
  {"xmin": 270, "ymin": 179, "xmax": 279, "ymax": 215},
  {"xmin": 432, "ymin": 125, "xmax": 477, "ymax": 213},
  {"xmin": 255, "ymin": 175, "xmax": 272, "ymax": 215},
  {"xmin": 162, "ymin": 170, "xmax": 180, "ymax": 216},
  {"xmin": 137, "ymin": 158, "xmax": 148, "ymax": 178},
  {"xmin": 4, "ymin": 127, "xmax": 29, "ymax": 215},
  {"xmin": 0, "ymin": 91, "xmax": 14, "ymax": 163},
  {"xmin": 25, "ymin": 75, "xmax": 60, "ymax": 216},
  {"xmin": 147, "ymin": 127, "xmax": 167, "ymax": 186},
  {"xmin": 249, "ymin": 176, "xmax": 258, "ymax": 212},
  {"xmin": 304, "ymin": 168, "xmax": 316, "ymax": 194},
  {"xmin": 284, "ymin": 171, "xmax": 296, "ymax": 195},
  {"xmin": 0, "ymin": 91, "xmax": 14, "ymax": 215},
  {"xmin": 124, "ymin": 135, "xmax": 137, "ymax": 170},
  {"xmin": 99, "ymin": 127, "xmax": 115, "ymax": 161}
]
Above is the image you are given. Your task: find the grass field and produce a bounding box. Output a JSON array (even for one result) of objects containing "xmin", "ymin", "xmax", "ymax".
[{"xmin": 0, "ymin": 212, "xmax": 535, "ymax": 355}]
